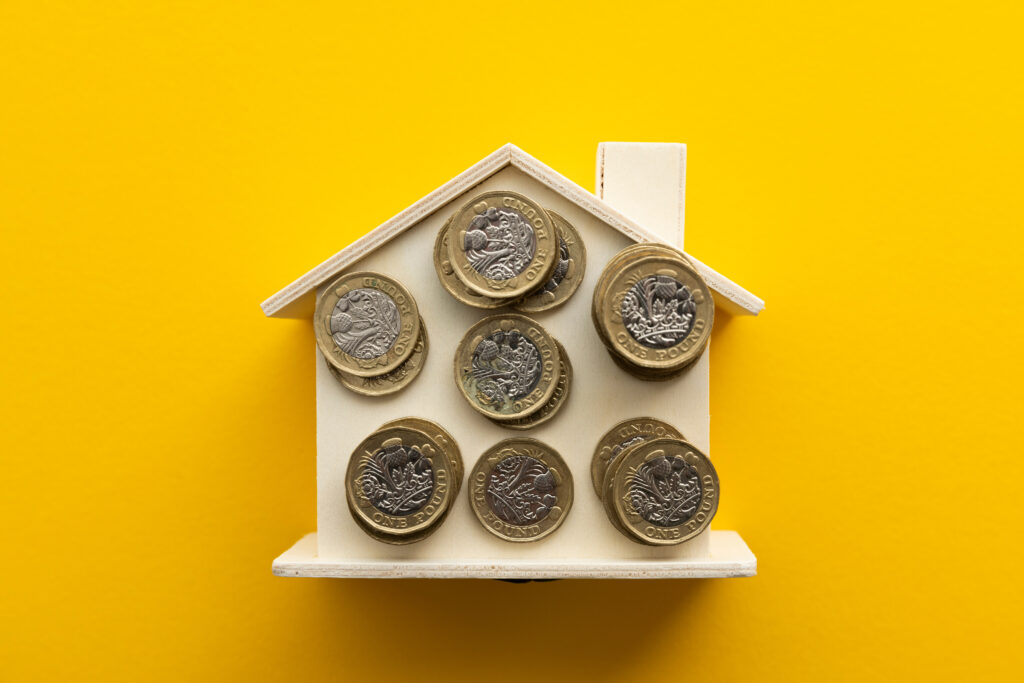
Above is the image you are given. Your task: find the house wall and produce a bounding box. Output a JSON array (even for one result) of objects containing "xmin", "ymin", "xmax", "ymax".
[{"xmin": 315, "ymin": 165, "xmax": 712, "ymax": 561}]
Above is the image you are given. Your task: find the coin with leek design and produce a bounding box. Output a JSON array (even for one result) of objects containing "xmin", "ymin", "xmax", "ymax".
[
  {"xmin": 454, "ymin": 314, "xmax": 561, "ymax": 420},
  {"xmin": 596, "ymin": 250, "xmax": 713, "ymax": 372},
  {"xmin": 512, "ymin": 210, "xmax": 586, "ymax": 313},
  {"xmin": 447, "ymin": 191, "xmax": 558, "ymax": 300},
  {"xmin": 432, "ymin": 217, "xmax": 508, "ymax": 310},
  {"xmin": 608, "ymin": 437, "xmax": 719, "ymax": 546},
  {"xmin": 590, "ymin": 417, "xmax": 685, "ymax": 498},
  {"xmin": 326, "ymin": 318, "xmax": 428, "ymax": 396},
  {"xmin": 345, "ymin": 426, "xmax": 452, "ymax": 537},
  {"xmin": 468, "ymin": 438, "xmax": 573, "ymax": 543},
  {"xmin": 490, "ymin": 339, "xmax": 572, "ymax": 431},
  {"xmin": 377, "ymin": 417, "xmax": 463, "ymax": 495},
  {"xmin": 315, "ymin": 271, "xmax": 420, "ymax": 377}
]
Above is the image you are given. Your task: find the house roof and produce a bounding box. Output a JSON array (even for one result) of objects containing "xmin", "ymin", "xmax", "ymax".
[{"xmin": 261, "ymin": 143, "xmax": 764, "ymax": 318}]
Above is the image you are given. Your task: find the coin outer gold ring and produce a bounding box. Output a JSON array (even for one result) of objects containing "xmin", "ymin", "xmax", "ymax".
[
  {"xmin": 446, "ymin": 191, "xmax": 558, "ymax": 300},
  {"xmin": 432, "ymin": 218, "xmax": 508, "ymax": 310},
  {"xmin": 513, "ymin": 210, "xmax": 587, "ymax": 313},
  {"xmin": 314, "ymin": 271, "xmax": 421, "ymax": 377},
  {"xmin": 345, "ymin": 426, "xmax": 452, "ymax": 536},
  {"xmin": 327, "ymin": 318, "xmax": 429, "ymax": 396},
  {"xmin": 598, "ymin": 254, "xmax": 714, "ymax": 371},
  {"xmin": 590, "ymin": 417, "xmax": 685, "ymax": 498},
  {"xmin": 468, "ymin": 438, "xmax": 573, "ymax": 543},
  {"xmin": 610, "ymin": 437, "xmax": 719, "ymax": 546},
  {"xmin": 453, "ymin": 314, "xmax": 562, "ymax": 420},
  {"xmin": 491, "ymin": 338, "xmax": 572, "ymax": 431}
]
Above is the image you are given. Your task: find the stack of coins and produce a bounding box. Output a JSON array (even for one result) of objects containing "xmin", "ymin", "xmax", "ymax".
[
  {"xmin": 592, "ymin": 419, "xmax": 719, "ymax": 546},
  {"xmin": 592, "ymin": 243, "xmax": 714, "ymax": 380},
  {"xmin": 453, "ymin": 313, "xmax": 572, "ymax": 429},
  {"xmin": 315, "ymin": 271, "xmax": 428, "ymax": 396},
  {"xmin": 345, "ymin": 418, "xmax": 463, "ymax": 545},
  {"xmin": 433, "ymin": 190, "xmax": 586, "ymax": 313},
  {"xmin": 468, "ymin": 437, "xmax": 573, "ymax": 542}
]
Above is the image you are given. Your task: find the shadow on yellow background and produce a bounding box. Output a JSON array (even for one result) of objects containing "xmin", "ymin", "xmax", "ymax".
[{"xmin": 1, "ymin": 1, "xmax": 1021, "ymax": 681}]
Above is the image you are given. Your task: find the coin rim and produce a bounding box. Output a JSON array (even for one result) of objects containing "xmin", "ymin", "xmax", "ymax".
[
  {"xmin": 512, "ymin": 210, "xmax": 587, "ymax": 313},
  {"xmin": 467, "ymin": 437, "xmax": 574, "ymax": 543},
  {"xmin": 446, "ymin": 191, "xmax": 559, "ymax": 300},
  {"xmin": 327, "ymin": 317, "xmax": 429, "ymax": 396},
  {"xmin": 609, "ymin": 437, "xmax": 719, "ymax": 546},
  {"xmin": 345, "ymin": 425, "xmax": 453, "ymax": 536},
  {"xmin": 314, "ymin": 271, "xmax": 421, "ymax": 377},
  {"xmin": 453, "ymin": 313, "xmax": 562, "ymax": 421}
]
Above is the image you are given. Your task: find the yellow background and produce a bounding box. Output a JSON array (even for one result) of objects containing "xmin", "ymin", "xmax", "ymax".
[{"xmin": 2, "ymin": 1, "xmax": 1022, "ymax": 680}]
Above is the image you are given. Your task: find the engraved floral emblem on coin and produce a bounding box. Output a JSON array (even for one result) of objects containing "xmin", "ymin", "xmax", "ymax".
[
  {"xmin": 627, "ymin": 453, "xmax": 701, "ymax": 527},
  {"xmin": 358, "ymin": 439, "xmax": 434, "ymax": 515},
  {"xmin": 486, "ymin": 455, "xmax": 557, "ymax": 525},
  {"xmin": 463, "ymin": 207, "xmax": 537, "ymax": 280},
  {"xmin": 535, "ymin": 235, "xmax": 569, "ymax": 295},
  {"xmin": 330, "ymin": 288, "xmax": 401, "ymax": 359},
  {"xmin": 620, "ymin": 275, "xmax": 697, "ymax": 349},
  {"xmin": 472, "ymin": 330, "xmax": 542, "ymax": 408}
]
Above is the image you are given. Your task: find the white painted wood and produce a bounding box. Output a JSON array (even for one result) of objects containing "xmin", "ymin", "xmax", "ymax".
[
  {"xmin": 597, "ymin": 142, "xmax": 710, "ymax": 559},
  {"xmin": 261, "ymin": 143, "xmax": 763, "ymax": 318},
  {"xmin": 598, "ymin": 142, "xmax": 687, "ymax": 246},
  {"xmin": 273, "ymin": 531, "xmax": 756, "ymax": 579}
]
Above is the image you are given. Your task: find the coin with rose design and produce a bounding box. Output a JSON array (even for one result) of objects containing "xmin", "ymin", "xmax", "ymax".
[
  {"xmin": 490, "ymin": 339, "xmax": 572, "ymax": 431},
  {"xmin": 590, "ymin": 417, "xmax": 685, "ymax": 498},
  {"xmin": 468, "ymin": 437, "xmax": 573, "ymax": 543},
  {"xmin": 432, "ymin": 217, "xmax": 508, "ymax": 310},
  {"xmin": 326, "ymin": 318, "xmax": 428, "ymax": 396}
]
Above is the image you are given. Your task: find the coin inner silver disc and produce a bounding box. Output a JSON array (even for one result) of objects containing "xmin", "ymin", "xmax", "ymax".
[
  {"xmin": 486, "ymin": 455, "xmax": 557, "ymax": 525},
  {"xmin": 463, "ymin": 207, "xmax": 537, "ymax": 280},
  {"xmin": 471, "ymin": 330, "xmax": 543, "ymax": 406},
  {"xmin": 359, "ymin": 443, "xmax": 434, "ymax": 516},
  {"xmin": 628, "ymin": 455, "xmax": 701, "ymax": 527},
  {"xmin": 330, "ymin": 288, "xmax": 401, "ymax": 359},
  {"xmin": 620, "ymin": 275, "xmax": 697, "ymax": 349}
]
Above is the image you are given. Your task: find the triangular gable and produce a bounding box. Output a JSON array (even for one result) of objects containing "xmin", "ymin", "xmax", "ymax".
[{"xmin": 261, "ymin": 143, "xmax": 763, "ymax": 318}]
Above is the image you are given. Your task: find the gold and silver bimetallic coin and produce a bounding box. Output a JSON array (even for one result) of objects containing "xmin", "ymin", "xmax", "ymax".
[
  {"xmin": 468, "ymin": 438, "xmax": 573, "ymax": 542},
  {"xmin": 315, "ymin": 271, "xmax": 421, "ymax": 378},
  {"xmin": 345, "ymin": 423, "xmax": 455, "ymax": 543},
  {"xmin": 592, "ymin": 243, "xmax": 713, "ymax": 379},
  {"xmin": 446, "ymin": 191, "xmax": 558, "ymax": 300},
  {"xmin": 454, "ymin": 314, "xmax": 562, "ymax": 421},
  {"xmin": 600, "ymin": 435, "xmax": 719, "ymax": 546},
  {"xmin": 377, "ymin": 417, "xmax": 464, "ymax": 495},
  {"xmin": 432, "ymin": 216, "xmax": 508, "ymax": 310},
  {"xmin": 590, "ymin": 417, "xmax": 684, "ymax": 497},
  {"xmin": 490, "ymin": 339, "xmax": 572, "ymax": 431},
  {"xmin": 512, "ymin": 210, "xmax": 586, "ymax": 313},
  {"xmin": 326, "ymin": 318, "xmax": 429, "ymax": 396}
]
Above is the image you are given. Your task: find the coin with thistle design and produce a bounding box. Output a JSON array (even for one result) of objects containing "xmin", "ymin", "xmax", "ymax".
[
  {"xmin": 447, "ymin": 191, "xmax": 558, "ymax": 300},
  {"xmin": 315, "ymin": 271, "xmax": 420, "ymax": 377},
  {"xmin": 454, "ymin": 314, "xmax": 561, "ymax": 420},
  {"xmin": 609, "ymin": 437, "xmax": 718, "ymax": 546},
  {"xmin": 327, "ymin": 318, "xmax": 428, "ymax": 396},
  {"xmin": 513, "ymin": 210, "xmax": 586, "ymax": 313},
  {"xmin": 468, "ymin": 438, "xmax": 573, "ymax": 542},
  {"xmin": 346, "ymin": 426, "xmax": 451, "ymax": 536},
  {"xmin": 432, "ymin": 216, "xmax": 508, "ymax": 309},
  {"xmin": 598, "ymin": 253, "xmax": 713, "ymax": 372},
  {"xmin": 590, "ymin": 417, "xmax": 685, "ymax": 497},
  {"xmin": 491, "ymin": 339, "xmax": 572, "ymax": 431},
  {"xmin": 377, "ymin": 417, "xmax": 463, "ymax": 495}
]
